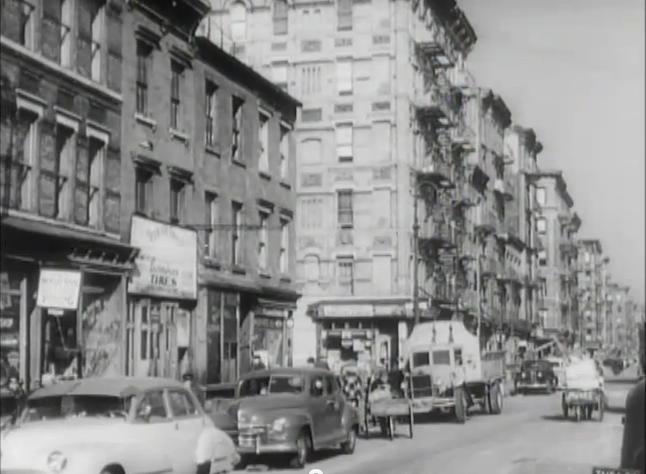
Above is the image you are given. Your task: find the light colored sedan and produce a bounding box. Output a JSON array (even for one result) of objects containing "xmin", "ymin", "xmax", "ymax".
[{"xmin": 0, "ymin": 376, "xmax": 240, "ymax": 474}]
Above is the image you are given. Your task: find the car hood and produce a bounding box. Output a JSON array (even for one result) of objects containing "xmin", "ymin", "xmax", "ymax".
[{"xmin": 236, "ymin": 394, "xmax": 307, "ymax": 423}]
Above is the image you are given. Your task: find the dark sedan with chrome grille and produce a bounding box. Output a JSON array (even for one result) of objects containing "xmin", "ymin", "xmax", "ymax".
[{"xmin": 515, "ymin": 360, "xmax": 558, "ymax": 394}]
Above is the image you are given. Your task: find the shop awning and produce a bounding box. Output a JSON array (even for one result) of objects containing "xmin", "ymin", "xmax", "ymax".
[
  {"xmin": 1, "ymin": 214, "xmax": 134, "ymax": 250},
  {"xmin": 257, "ymin": 298, "xmax": 297, "ymax": 310}
]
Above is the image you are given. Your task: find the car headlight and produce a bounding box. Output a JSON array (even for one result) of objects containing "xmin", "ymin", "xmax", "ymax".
[
  {"xmin": 47, "ymin": 451, "xmax": 67, "ymax": 473},
  {"xmin": 270, "ymin": 417, "xmax": 288, "ymax": 433}
]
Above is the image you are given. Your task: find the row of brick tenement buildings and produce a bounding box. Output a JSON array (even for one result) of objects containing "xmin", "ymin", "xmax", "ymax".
[
  {"xmin": 201, "ymin": 0, "xmax": 641, "ymax": 370},
  {"xmin": 0, "ymin": 0, "xmax": 301, "ymax": 389}
]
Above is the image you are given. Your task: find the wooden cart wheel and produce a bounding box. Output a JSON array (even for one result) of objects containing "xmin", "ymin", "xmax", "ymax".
[
  {"xmin": 388, "ymin": 416, "xmax": 395, "ymax": 441},
  {"xmin": 408, "ymin": 403, "xmax": 414, "ymax": 439}
]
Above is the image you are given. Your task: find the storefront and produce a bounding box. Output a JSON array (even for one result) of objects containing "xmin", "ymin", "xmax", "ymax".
[
  {"xmin": 1, "ymin": 215, "xmax": 137, "ymax": 390},
  {"xmin": 309, "ymin": 298, "xmax": 428, "ymax": 373},
  {"xmin": 125, "ymin": 216, "xmax": 197, "ymax": 380}
]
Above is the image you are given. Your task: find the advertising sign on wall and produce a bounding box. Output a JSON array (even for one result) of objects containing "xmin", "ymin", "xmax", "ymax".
[
  {"xmin": 37, "ymin": 269, "xmax": 82, "ymax": 309},
  {"xmin": 129, "ymin": 216, "xmax": 197, "ymax": 300}
]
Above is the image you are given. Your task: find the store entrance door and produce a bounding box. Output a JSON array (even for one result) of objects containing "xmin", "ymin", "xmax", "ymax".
[{"xmin": 130, "ymin": 300, "xmax": 179, "ymax": 379}]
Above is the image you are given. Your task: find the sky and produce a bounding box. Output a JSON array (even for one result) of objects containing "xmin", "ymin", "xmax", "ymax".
[{"xmin": 459, "ymin": 0, "xmax": 645, "ymax": 304}]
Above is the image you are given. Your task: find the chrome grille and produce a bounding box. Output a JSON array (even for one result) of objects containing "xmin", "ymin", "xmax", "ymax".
[{"xmin": 412, "ymin": 374, "xmax": 433, "ymax": 398}]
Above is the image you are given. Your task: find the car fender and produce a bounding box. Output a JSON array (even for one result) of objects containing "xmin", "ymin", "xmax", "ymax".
[
  {"xmin": 341, "ymin": 403, "xmax": 359, "ymax": 431},
  {"xmin": 42, "ymin": 443, "xmax": 172, "ymax": 474}
]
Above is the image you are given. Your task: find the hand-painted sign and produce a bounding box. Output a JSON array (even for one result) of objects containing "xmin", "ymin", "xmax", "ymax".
[
  {"xmin": 37, "ymin": 269, "xmax": 82, "ymax": 309},
  {"xmin": 129, "ymin": 216, "xmax": 197, "ymax": 300}
]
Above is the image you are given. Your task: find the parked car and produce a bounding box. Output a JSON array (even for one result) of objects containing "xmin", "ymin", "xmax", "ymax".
[
  {"xmin": 234, "ymin": 367, "xmax": 359, "ymax": 469},
  {"xmin": 515, "ymin": 359, "xmax": 558, "ymax": 394},
  {"xmin": 0, "ymin": 376, "xmax": 240, "ymax": 474},
  {"xmin": 202, "ymin": 382, "xmax": 239, "ymax": 442}
]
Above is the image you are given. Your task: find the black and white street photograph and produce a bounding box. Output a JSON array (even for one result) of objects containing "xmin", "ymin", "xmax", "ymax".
[{"xmin": 0, "ymin": 0, "xmax": 644, "ymax": 473}]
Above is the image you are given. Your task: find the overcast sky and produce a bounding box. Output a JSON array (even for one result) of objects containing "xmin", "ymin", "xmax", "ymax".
[{"xmin": 460, "ymin": 0, "xmax": 645, "ymax": 304}]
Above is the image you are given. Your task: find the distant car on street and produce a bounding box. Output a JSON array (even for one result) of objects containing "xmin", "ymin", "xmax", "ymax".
[
  {"xmin": 234, "ymin": 367, "xmax": 359, "ymax": 469},
  {"xmin": 515, "ymin": 360, "xmax": 558, "ymax": 394},
  {"xmin": 0, "ymin": 376, "xmax": 239, "ymax": 474}
]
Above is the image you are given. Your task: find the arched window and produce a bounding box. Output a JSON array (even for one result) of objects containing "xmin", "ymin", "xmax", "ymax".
[{"xmin": 230, "ymin": 1, "xmax": 247, "ymax": 43}]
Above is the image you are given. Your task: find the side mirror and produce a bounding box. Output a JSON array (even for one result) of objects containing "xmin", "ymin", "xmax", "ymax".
[{"xmin": 137, "ymin": 402, "xmax": 152, "ymax": 421}]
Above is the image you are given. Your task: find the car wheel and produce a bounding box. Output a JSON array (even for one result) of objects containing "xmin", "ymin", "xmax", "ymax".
[
  {"xmin": 341, "ymin": 426, "xmax": 357, "ymax": 454},
  {"xmin": 489, "ymin": 383, "xmax": 503, "ymax": 415},
  {"xmin": 291, "ymin": 428, "xmax": 312, "ymax": 469},
  {"xmin": 100, "ymin": 466, "xmax": 124, "ymax": 474}
]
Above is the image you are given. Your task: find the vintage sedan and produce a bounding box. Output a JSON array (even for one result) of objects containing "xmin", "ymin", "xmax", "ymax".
[
  {"xmin": 234, "ymin": 367, "xmax": 359, "ymax": 469},
  {"xmin": 0, "ymin": 376, "xmax": 240, "ymax": 474},
  {"xmin": 515, "ymin": 359, "xmax": 558, "ymax": 394}
]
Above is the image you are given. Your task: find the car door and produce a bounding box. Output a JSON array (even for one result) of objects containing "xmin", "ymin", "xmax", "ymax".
[
  {"xmin": 325, "ymin": 375, "xmax": 345, "ymax": 441},
  {"xmin": 308, "ymin": 374, "xmax": 328, "ymax": 447},
  {"xmin": 167, "ymin": 388, "xmax": 204, "ymax": 474},
  {"xmin": 131, "ymin": 390, "xmax": 175, "ymax": 472}
]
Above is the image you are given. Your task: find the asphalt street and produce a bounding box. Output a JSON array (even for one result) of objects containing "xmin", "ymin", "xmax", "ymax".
[{"xmin": 237, "ymin": 367, "xmax": 639, "ymax": 474}]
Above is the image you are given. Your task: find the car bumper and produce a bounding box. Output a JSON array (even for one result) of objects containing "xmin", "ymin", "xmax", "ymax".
[
  {"xmin": 237, "ymin": 437, "xmax": 297, "ymax": 455},
  {"xmin": 516, "ymin": 383, "xmax": 550, "ymax": 390},
  {"xmin": 411, "ymin": 396, "xmax": 454, "ymax": 413}
]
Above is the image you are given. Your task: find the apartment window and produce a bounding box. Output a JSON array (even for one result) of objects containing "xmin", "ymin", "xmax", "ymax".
[
  {"xmin": 60, "ymin": 0, "xmax": 73, "ymax": 67},
  {"xmin": 337, "ymin": 190, "xmax": 353, "ymax": 228},
  {"xmin": 538, "ymin": 250, "xmax": 547, "ymax": 267},
  {"xmin": 338, "ymin": 257, "xmax": 354, "ymax": 295},
  {"xmin": 169, "ymin": 179, "xmax": 185, "ymax": 225},
  {"xmin": 14, "ymin": 108, "xmax": 39, "ymax": 210},
  {"xmin": 537, "ymin": 217, "xmax": 547, "ymax": 234},
  {"xmin": 536, "ymin": 187, "xmax": 546, "ymax": 206},
  {"xmin": 258, "ymin": 112, "xmax": 269, "ymax": 174},
  {"xmin": 272, "ymin": 62, "xmax": 288, "ymax": 90},
  {"xmin": 230, "ymin": 1, "xmax": 247, "ymax": 43},
  {"xmin": 19, "ymin": 0, "xmax": 36, "ymax": 49},
  {"xmin": 335, "ymin": 124, "xmax": 353, "ymax": 162},
  {"xmin": 90, "ymin": 3, "xmax": 105, "ymax": 82},
  {"xmin": 337, "ymin": 0, "xmax": 353, "ymax": 31},
  {"xmin": 280, "ymin": 218, "xmax": 289, "ymax": 273},
  {"xmin": 87, "ymin": 137, "xmax": 105, "ymax": 227},
  {"xmin": 205, "ymin": 81, "xmax": 218, "ymax": 146},
  {"xmin": 204, "ymin": 192, "xmax": 218, "ymax": 258},
  {"xmin": 135, "ymin": 168, "xmax": 153, "ymax": 215},
  {"xmin": 301, "ymin": 65, "xmax": 321, "ymax": 95},
  {"xmin": 170, "ymin": 61, "xmax": 183, "ymax": 129},
  {"xmin": 136, "ymin": 42, "xmax": 152, "ymax": 115},
  {"xmin": 336, "ymin": 60, "xmax": 353, "ymax": 95},
  {"xmin": 258, "ymin": 211, "xmax": 269, "ymax": 270},
  {"xmin": 273, "ymin": 0, "xmax": 288, "ymax": 35},
  {"xmin": 279, "ymin": 125, "xmax": 289, "ymax": 180},
  {"xmin": 231, "ymin": 96, "xmax": 244, "ymax": 162},
  {"xmin": 231, "ymin": 201, "xmax": 243, "ymax": 266},
  {"xmin": 54, "ymin": 122, "xmax": 75, "ymax": 219}
]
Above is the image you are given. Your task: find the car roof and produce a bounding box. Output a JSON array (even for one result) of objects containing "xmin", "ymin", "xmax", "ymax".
[
  {"xmin": 28, "ymin": 377, "xmax": 186, "ymax": 400},
  {"xmin": 239, "ymin": 367, "xmax": 330, "ymax": 380}
]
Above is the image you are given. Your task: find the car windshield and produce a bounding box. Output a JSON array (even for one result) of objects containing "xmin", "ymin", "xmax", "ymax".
[
  {"xmin": 238, "ymin": 375, "xmax": 304, "ymax": 397},
  {"xmin": 21, "ymin": 395, "xmax": 132, "ymax": 423},
  {"xmin": 412, "ymin": 352, "xmax": 430, "ymax": 368},
  {"xmin": 432, "ymin": 350, "xmax": 451, "ymax": 365}
]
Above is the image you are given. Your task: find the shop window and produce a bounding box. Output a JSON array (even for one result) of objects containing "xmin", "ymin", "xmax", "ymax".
[
  {"xmin": 42, "ymin": 309, "xmax": 79, "ymax": 379},
  {"xmin": 0, "ymin": 271, "xmax": 23, "ymax": 384}
]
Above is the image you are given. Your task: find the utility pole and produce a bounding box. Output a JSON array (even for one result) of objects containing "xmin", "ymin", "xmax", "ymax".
[{"xmin": 413, "ymin": 182, "xmax": 420, "ymax": 327}]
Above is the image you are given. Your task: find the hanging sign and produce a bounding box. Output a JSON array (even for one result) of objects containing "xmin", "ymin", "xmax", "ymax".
[
  {"xmin": 129, "ymin": 216, "xmax": 197, "ymax": 299},
  {"xmin": 37, "ymin": 269, "xmax": 82, "ymax": 309}
]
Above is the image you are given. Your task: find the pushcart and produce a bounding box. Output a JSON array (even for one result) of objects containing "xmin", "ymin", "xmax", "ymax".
[
  {"xmin": 363, "ymin": 368, "xmax": 414, "ymax": 440},
  {"xmin": 561, "ymin": 358, "xmax": 605, "ymax": 422}
]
